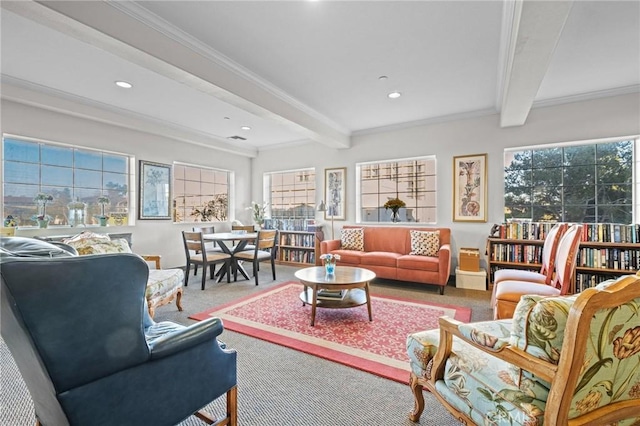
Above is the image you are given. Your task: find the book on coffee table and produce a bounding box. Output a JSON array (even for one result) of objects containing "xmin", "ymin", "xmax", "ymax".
[{"xmin": 317, "ymin": 289, "xmax": 346, "ymax": 300}]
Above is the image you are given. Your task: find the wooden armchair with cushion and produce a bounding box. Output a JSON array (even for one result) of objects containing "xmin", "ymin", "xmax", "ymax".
[{"xmin": 407, "ymin": 273, "xmax": 640, "ymax": 425}]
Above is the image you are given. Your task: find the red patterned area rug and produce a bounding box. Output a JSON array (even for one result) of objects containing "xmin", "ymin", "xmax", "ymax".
[{"xmin": 190, "ymin": 282, "xmax": 471, "ymax": 384}]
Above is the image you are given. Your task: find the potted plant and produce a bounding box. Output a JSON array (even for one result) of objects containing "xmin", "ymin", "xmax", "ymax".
[
  {"xmin": 95, "ymin": 195, "xmax": 110, "ymax": 226},
  {"xmin": 383, "ymin": 197, "xmax": 406, "ymax": 222},
  {"xmin": 32, "ymin": 193, "xmax": 53, "ymax": 228},
  {"xmin": 246, "ymin": 201, "xmax": 268, "ymax": 229}
]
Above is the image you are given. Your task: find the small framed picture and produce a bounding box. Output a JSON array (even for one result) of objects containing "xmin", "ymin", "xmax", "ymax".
[
  {"xmin": 139, "ymin": 160, "xmax": 172, "ymax": 220},
  {"xmin": 453, "ymin": 154, "xmax": 487, "ymax": 222}
]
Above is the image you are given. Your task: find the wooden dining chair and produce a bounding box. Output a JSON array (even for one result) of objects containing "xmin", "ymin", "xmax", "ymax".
[
  {"xmin": 192, "ymin": 225, "xmax": 221, "ymax": 276},
  {"xmin": 231, "ymin": 224, "xmax": 257, "ymax": 250},
  {"xmin": 234, "ymin": 230, "xmax": 278, "ymax": 286},
  {"xmin": 182, "ymin": 231, "xmax": 232, "ymax": 290}
]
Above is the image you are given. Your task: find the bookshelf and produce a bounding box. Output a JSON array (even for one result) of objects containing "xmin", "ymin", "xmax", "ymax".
[
  {"xmin": 276, "ymin": 230, "xmax": 324, "ymax": 267},
  {"xmin": 487, "ymin": 222, "xmax": 640, "ymax": 294}
]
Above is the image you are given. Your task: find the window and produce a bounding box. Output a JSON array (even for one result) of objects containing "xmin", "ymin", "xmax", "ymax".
[
  {"xmin": 357, "ymin": 156, "xmax": 437, "ymax": 223},
  {"xmin": 173, "ymin": 163, "xmax": 230, "ymax": 223},
  {"xmin": 2, "ymin": 136, "xmax": 131, "ymax": 227},
  {"xmin": 504, "ymin": 139, "xmax": 636, "ymax": 223},
  {"xmin": 264, "ymin": 168, "xmax": 316, "ymax": 219}
]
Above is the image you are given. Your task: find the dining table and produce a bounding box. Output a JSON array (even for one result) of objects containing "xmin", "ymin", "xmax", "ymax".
[{"xmin": 203, "ymin": 232, "xmax": 258, "ymax": 282}]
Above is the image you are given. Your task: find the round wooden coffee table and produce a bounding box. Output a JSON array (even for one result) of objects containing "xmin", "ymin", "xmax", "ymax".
[{"xmin": 294, "ymin": 266, "xmax": 376, "ymax": 326}]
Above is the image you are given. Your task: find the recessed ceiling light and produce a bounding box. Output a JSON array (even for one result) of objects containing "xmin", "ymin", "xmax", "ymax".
[
  {"xmin": 224, "ymin": 116, "xmax": 230, "ymax": 120},
  {"xmin": 115, "ymin": 81, "xmax": 132, "ymax": 89},
  {"xmin": 388, "ymin": 91, "xmax": 402, "ymax": 99},
  {"xmin": 241, "ymin": 126, "xmax": 251, "ymax": 131},
  {"xmin": 378, "ymin": 75, "xmax": 388, "ymax": 81}
]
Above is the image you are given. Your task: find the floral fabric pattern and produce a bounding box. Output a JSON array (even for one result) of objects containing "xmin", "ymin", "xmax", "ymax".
[
  {"xmin": 409, "ymin": 230, "xmax": 440, "ymax": 256},
  {"xmin": 340, "ymin": 228, "xmax": 364, "ymax": 251}
]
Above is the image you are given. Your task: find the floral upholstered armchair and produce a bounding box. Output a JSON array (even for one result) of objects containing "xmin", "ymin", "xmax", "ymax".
[
  {"xmin": 407, "ymin": 273, "xmax": 640, "ymax": 425},
  {"xmin": 60, "ymin": 232, "xmax": 184, "ymax": 318}
]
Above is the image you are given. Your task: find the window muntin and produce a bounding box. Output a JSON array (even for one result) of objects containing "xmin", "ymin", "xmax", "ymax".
[
  {"xmin": 2, "ymin": 137, "xmax": 131, "ymax": 227},
  {"xmin": 264, "ymin": 168, "xmax": 316, "ymax": 219},
  {"xmin": 504, "ymin": 139, "xmax": 635, "ymax": 224},
  {"xmin": 357, "ymin": 156, "xmax": 437, "ymax": 223},
  {"xmin": 173, "ymin": 163, "xmax": 230, "ymax": 223}
]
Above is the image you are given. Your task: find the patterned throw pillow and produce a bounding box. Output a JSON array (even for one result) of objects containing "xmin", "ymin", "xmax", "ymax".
[
  {"xmin": 409, "ymin": 230, "xmax": 440, "ymax": 256},
  {"xmin": 63, "ymin": 232, "xmax": 132, "ymax": 256},
  {"xmin": 341, "ymin": 228, "xmax": 364, "ymax": 251}
]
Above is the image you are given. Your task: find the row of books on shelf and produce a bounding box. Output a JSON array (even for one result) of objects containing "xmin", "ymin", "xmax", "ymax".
[
  {"xmin": 493, "ymin": 222, "xmax": 557, "ymax": 240},
  {"xmin": 280, "ymin": 233, "xmax": 317, "ymax": 247},
  {"xmin": 574, "ymin": 273, "xmax": 619, "ymax": 293},
  {"xmin": 316, "ymin": 289, "xmax": 346, "ymax": 301},
  {"xmin": 263, "ymin": 219, "xmax": 318, "ymax": 232},
  {"xmin": 280, "ymin": 248, "xmax": 316, "ymax": 264},
  {"xmin": 493, "ymin": 221, "xmax": 640, "ymax": 244},
  {"xmin": 489, "ymin": 243, "xmax": 543, "ymax": 264},
  {"xmin": 577, "ymin": 248, "xmax": 640, "ymax": 271}
]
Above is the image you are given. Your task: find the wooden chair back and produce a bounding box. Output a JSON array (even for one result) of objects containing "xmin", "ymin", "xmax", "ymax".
[
  {"xmin": 257, "ymin": 230, "xmax": 277, "ymax": 250},
  {"xmin": 232, "ymin": 225, "xmax": 255, "ymax": 233},
  {"xmin": 182, "ymin": 231, "xmax": 206, "ymax": 259},
  {"xmin": 552, "ymin": 224, "xmax": 583, "ymax": 294}
]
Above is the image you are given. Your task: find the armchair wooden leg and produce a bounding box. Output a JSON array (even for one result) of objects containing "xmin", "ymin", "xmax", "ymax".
[
  {"xmin": 175, "ymin": 289, "xmax": 183, "ymax": 311},
  {"xmin": 409, "ymin": 372, "xmax": 425, "ymax": 422},
  {"xmin": 193, "ymin": 386, "xmax": 237, "ymax": 426}
]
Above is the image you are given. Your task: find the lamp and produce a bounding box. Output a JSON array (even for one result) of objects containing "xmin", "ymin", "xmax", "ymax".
[{"xmin": 317, "ymin": 200, "xmax": 335, "ymax": 240}]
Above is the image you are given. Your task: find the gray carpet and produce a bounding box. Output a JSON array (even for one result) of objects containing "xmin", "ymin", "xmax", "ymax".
[{"xmin": 1, "ymin": 264, "xmax": 492, "ymax": 425}]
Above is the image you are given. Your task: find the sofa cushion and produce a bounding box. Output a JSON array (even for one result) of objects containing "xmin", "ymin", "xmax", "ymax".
[
  {"xmin": 341, "ymin": 228, "xmax": 364, "ymax": 251},
  {"xmin": 397, "ymin": 254, "xmax": 439, "ymax": 272},
  {"xmin": 331, "ymin": 249, "xmax": 363, "ymax": 265},
  {"xmin": 360, "ymin": 251, "xmax": 401, "ymax": 267},
  {"xmin": 409, "ymin": 230, "xmax": 440, "ymax": 256}
]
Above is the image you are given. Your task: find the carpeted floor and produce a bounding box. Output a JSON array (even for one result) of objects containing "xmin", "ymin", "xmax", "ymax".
[{"xmin": 1, "ymin": 264, "xmax": 492, "ymax": 425}]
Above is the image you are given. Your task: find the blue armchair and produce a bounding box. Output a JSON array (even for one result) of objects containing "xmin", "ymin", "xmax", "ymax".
[{"xmin": 1, "ymin": 244, "xmax": 237, "ymax": 426}]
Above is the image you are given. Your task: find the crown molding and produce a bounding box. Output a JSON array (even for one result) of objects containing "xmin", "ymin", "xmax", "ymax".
[
  {"xmin": 1, "ymin": 76, "xmax": 258, "ymax": 158},
  {"xmin": 352, "ymin": 108, "xmax": 498, "ymax": 137},
  {"xmin": 532, "ymin": 85, "xmax": 640, "ymax": 110},
  {"xmin": 108, "ymin": 1, "xmax": 350, "ymax": 136}
]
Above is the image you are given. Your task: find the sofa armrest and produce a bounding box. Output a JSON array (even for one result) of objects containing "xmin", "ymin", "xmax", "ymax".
[
  {"xmin": 438, "ymin": 244, "xmax": 452, "ymax": 285},
  {"xmin": 430, "ymin": 316, "xmax": 557, "ymax": 387},
  {"xmin": 148, "ymin": 317, "xmax": 224, "ymax": 360},
  {"xmin": 142, "ymin": 254, "xmax": 161, "ymax": 269},
  {"xmin": 321, "ymin": 239, "xmax": 342, "ymax": 254}
]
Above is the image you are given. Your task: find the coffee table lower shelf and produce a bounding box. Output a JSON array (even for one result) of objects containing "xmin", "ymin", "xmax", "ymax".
[{"xmin": 299, "ymin": 287, "xmax": 368, "ymax": 308}]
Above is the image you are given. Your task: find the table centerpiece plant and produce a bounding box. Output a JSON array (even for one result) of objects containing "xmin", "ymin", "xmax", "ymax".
[
  {"xmin": 247, "ymin": 201, "xmax": 268, "ymax": 228},
  {"xmin": 320, "ymin": 253, "xmax": 341, "ymax": 275}
]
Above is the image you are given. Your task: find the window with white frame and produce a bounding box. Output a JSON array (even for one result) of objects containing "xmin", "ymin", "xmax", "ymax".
[
  {"xmin": 2, "ymin": 136, "xmax": 131, "ymax": 227},
  {"xmin": 173, "ymin": 163, "xmax": 230, "ymax": 223},
  {"xmin": 504, "ymin": 138, "xmax": 637, "ymax": 223},
  {"xmin": 357, "ymin": 156, "xmax": 437, "ymax": 223},
  {"xmin": 264, "ymin": 168, "xmax": 316, "ymax": 219}
]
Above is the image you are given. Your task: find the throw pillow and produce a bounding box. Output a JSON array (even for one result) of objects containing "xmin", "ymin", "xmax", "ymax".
[
  {"xmin": 341, "ymin": 228, "xmax": 364, "ymax": 251},
  {"xmin": 409, "ymin": 230, "xmax": 440, "ymax": 256}
]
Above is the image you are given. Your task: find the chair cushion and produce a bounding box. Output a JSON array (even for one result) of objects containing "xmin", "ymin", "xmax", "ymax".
[
  {"xmin": 146, "ymin": 269, "xmax": 184, "ymax": 303},
  {"xmin": 235, "ymin": 250, "xmax": 272, "ymax": 261},
  {"xmin": 341, "ymin": 228, "xmax": 364, "ymax": 251},
  {"xmin": 66, "ymin": 238, "xmax": 132, "ymax": 256},
  {"xmin": 409, "ymin": 230, "xmax": 439, "ymax": 256}
]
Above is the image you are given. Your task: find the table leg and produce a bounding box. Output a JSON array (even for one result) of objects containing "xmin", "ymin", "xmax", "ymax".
[
  {"xmin": 302, "ymin": 285, "xmax": 308, "ymax": 306},
  {"xmin": 310, "ymin": 284, "xmax": 318, "ymax": 326},
  {"xmin": 364, "ymin": 282, "xmax": 373, "ymax": 321}
]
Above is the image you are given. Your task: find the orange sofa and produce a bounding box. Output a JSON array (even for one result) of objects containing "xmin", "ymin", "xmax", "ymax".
[{"xmin": 320, "ymin": 225, "xmax": 452, "ymax": 294}]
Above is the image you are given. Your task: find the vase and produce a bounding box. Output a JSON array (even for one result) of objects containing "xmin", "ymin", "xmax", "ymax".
[
  {"xmin": 98, "ymin": 217, "xmax": 108, "ymax": 227},
  {"xmin": 325, "ymin": 262, "xmax": 335, "ymax": 275},
  {"xmin": 37, "ymin": 218, "xmax": 49, "ymax": 229},
  {"xmin": 391, "ymin": 209, "xmax": 400, "ymax": 223}
]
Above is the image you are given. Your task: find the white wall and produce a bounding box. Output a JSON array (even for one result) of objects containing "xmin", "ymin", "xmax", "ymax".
[
  {"xmin": 253, "ymin": 93, "xmax": 640, "ymax": 269},
  {"xmin": 1, "ymin": 100, "xmax": 254, "ymax": 267}
]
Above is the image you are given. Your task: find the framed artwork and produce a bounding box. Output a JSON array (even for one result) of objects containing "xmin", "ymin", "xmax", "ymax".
[
  {"xmin": 139, "ymin": 160, "xmax": 172, "ymax": 220},
  {"xmin": 453, "ymin": 153, "xmax": 487, "ymax": 222},
  {"xmin": 324, "ymin": 167, "xmax": 346, "ymax": 220}
]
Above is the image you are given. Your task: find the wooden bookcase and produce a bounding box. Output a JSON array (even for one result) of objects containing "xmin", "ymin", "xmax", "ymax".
[
  {"xmin": 487, "ymin": 222, "xmax": 640, "ymax": 293},
  {"xmin": 276, "ymin": 230, "xmax": 324, "ymax": 267}
]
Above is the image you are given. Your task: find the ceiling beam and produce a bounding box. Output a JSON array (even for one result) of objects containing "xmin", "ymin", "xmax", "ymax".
[
  {"xmin": 499, "ymin": 0, "xmax": 574, "ymax": 127},
  {"xmin": 3, "ymin": 0, "xmax": 351, "ymax": 149}
]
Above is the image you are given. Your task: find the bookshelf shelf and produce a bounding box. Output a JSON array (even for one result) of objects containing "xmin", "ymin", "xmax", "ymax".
[
  {"xmin": 276, "ymin": 230, "xmax": 324, "ymax": 267},
  {"xmin": 488, "ymin": 222, "xmax": 640, "ymax": 294}
]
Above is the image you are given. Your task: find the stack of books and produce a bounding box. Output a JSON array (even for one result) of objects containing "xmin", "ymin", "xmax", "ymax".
[{"xmin": 317, "ymin": 289, "xmax": 346, "ymax": 300}]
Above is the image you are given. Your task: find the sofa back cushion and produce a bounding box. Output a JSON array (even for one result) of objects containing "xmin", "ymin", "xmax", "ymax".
[
  {"xmin": 409, "ymin": 230, "xmax": 440, "ymax": 256},
  {"xmin": 343, "ymin": 226, "xmax": 450, "ymax": 254}
]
